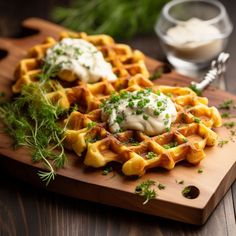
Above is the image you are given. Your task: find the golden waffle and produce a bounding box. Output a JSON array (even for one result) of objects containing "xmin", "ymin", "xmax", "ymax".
[
  {"xmin": 64, "ymin": 86, "xmax": 221, "ymax": 176},
  {"xmin": 12, "ymin": 32, "xmax": 222, "ymax": 177}
]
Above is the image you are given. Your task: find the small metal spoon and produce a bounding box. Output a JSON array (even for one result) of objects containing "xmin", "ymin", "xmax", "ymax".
[{"xmin": 191, "ymin": 52, "xmax": 230, "ymax": 91}]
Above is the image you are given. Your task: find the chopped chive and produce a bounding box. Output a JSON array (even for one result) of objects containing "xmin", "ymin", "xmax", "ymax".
[
  {"xmin": 198, "ymin": 168, "xmax": 203, "ymax": 174},
  {"xmin": 102, "ymin": 166, "xmax": 113, "ymax": 175},
  {"xmin": 87, "ymin": 121, "xmax": 97, "ymax": 129},
  {"xmin": 157, "ymin": 183, "xmax": 166, "ymax": 190},
  {"xmin": 146, "ymin": 151, "xmax": 156, "ymax": 159},
  {"xmin": 143, "ymin": 114, "xmax": 149, "ymax": 120}
]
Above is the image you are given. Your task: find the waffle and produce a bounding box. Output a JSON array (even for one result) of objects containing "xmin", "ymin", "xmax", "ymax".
[{"xmin": 12, "ymin": 32, "xmax": 222, "ymax": 176}]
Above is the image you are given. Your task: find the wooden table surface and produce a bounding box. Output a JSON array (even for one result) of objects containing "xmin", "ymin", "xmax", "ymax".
[{"xmin": 0, "ymin": 0, "xmax": 236, "ymax": 235}]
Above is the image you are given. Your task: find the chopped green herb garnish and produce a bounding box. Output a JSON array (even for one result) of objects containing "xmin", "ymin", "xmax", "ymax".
[
  {"xmin": 193, "ymin": 117, "xmax": 201, "ymax": 123},
  {"xmin": 198, "ymin": 168, "xmax": 203, "ymax": 174},
  {"xmin": 157, "ymin": 101, "xmax": 162, "ymax": 107},
  {"xmin": 87, "ymin": 121, "xmax": 97, "ymax": 129},
  {"xmin": 182, "ymin": 187, "xmax": 191, "ymax": 198},
  {"xmin": 221, "ymin": 112, "xmax": 230, "ymax": 118},
  {"xmin": 102, "ymin": 166, "xmax": 113, "ymax": 175},
  {"xmin": 176, "ymin": 180, "xmax": 184, "ymax": 185},
  {"xmin": 163, "ymin": 141, "xmax": 178, "ymax": 149},
  {"xmin": 182, "ymin": 137, "xmax": 188, "ymax": 143},
  {"xmin": 189, "ymin": 84, "xmax": 202, "ymax": 96},
  {"xmin": 135, "ymin": 179, "xmax": 157, "ymax": 204},
  {"xmin": 218, "ymin": 139, "xmax": 229, "ymax": 147},
  {"xmin": 223, "ymin": 121, "xmax": 235, "ymax": 129},
  {"xmin": 218, "ymin": 100, "xmax": 233, "ymax": 110},
  {"xmin": 136, "ymin": 109, "xmax": 143, "ymax": 115},
  {"xmin": 157, "ymin": 183, "xmax": 166, "ymax": 190},
  {"xmin": 149, "ymin": 69, "xmax": 163, "ymax": 81},
  {"xmin": 146, "ymin": 151, "xmax": 156, "ymax": 159},
  {"xmin": 143, "ymin": 114, "xmax": 149, "ymax": 120},
  {"xmin": 154, "ymin": 109, "xmax": 160, "ymax": 116},
  {"xmin": 128, "ymin": 101, "xmax": 134, "ymax": 108},
  {"xmin": 116, "ymin": 115, "xmax": 124, "ymax": 124}
]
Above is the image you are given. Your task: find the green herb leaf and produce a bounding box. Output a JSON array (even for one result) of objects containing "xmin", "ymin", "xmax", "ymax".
[
  {"xmin": 157, "ymin": 183, "xmax": 166, "ymax": 190},
  {"xmin": 218, "ymin": 100, "xmax": 233, "ymax": 110},
  {"xmin": 102, "ymin": 166, "xmax": 113, "ymax": 175},
  {"xmin": 135, "ymin": 179, "xmax": 157, "ymax": 204},
  {"xmin": 189, "ymin": 84, "xmax": 202, "ymax": 96},
  {"xmin": 146, "ymin": 151, "xmax": 156, "ymax": 159}
]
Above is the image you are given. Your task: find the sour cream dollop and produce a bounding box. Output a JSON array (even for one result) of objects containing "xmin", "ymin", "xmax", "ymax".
[
  {"xmin": 101, "ymin": 89, "xmax": 177, "ymax": 136},
  {"xmin": 45, "ymin": 38, "xmax": 116, "ymax": 83}
]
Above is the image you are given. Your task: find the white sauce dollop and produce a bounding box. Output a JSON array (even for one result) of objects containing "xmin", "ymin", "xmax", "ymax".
[
  {"xmin": 45, "ymin": 38, "xmax": 116, "ymax": 83},
  {"xmin": 101, "ymin": 89, "xmax": 177, "ymax": 136}
]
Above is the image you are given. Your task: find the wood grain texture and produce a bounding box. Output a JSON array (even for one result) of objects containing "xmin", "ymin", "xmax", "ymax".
[{"xmin": 0, "ymin": 17, "xmax": 236, "ymax": 234}]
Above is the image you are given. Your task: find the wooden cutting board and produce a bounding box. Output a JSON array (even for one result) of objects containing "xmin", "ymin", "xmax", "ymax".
[{"xmin": 0, "ymin": 18, "xmax": 236, "ymax": 225}]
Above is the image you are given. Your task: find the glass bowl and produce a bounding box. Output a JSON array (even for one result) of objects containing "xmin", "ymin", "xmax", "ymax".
[{"xmin": 155, "ymin": 0, "xmax": 233, "ymax": 70}]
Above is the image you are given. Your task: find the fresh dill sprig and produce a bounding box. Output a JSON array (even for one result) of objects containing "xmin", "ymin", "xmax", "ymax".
[
  {"xmin": 0, "ymin": 62, "xmax": 67, "ymax": 185},
  {"xmin": 51, "ymin": 0, "xmax": 170, "ymax": 40},
  {"xmin": 135, "ymin": 179, "xmax": 157, "ymax": 204}
]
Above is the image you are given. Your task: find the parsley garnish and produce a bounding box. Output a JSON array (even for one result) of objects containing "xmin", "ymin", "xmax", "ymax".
[
  {"xmin": 193, "ymin": 117, "xmax": 201, "ymax": 123},
  {"xmin": 176, "ymin": 180, "xmax": 184, "ymax": 185},
  {"xmin": 198, "ymin": 168, "xmax": 203, "ymax": 174},
  {"xmin": 87, "ymin": 121, "xmax": 97, "ymax": 129},
  {"xmin": 218, "ymin": 100, "xmax": 233, "ymax": 110},
  {"xmin": 182, "ymin": 187, "xmax": 191, "ymax": 198},
  {"xmin": 218, "ymin": 139, "xmax": 229, "ymax": 148},
  {"xmin": 221, "ymin": 112, "xmax": 230, "ymax": 118},
  {"xmin": 163, "ymin": 141, "xmax": 178, "ymax": 149},
  {"xmin": 157, "ymin": 183, "xmax": 166, "ymax": 190},
  {"xmin": 223, "ymin": 121, "xmax": 235, "ymax": 129},
  {"xmin": 189, "ymin": 84, "xmax": 202, "ymax": 96},
  {"xmin": 149, "ymin": 68, "xmax": 163, "ymax": 81},
  {"xmin": 102, "ymin": 166, "xmax": 113, "ymax": 175},
  {"xmin": 135, "ymin": 179, "xmax": 157, "ymax": 204},
  {"xmin": 146, "ymin": 151, "xmax": 156, "ymax": 159}
]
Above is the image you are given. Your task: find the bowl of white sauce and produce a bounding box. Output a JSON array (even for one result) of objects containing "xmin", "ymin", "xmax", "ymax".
[{"xmin": 155, "ymin": 0, "xmax": 233, "ymax": 70}]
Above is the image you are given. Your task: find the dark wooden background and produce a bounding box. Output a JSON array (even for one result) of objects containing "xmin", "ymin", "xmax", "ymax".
[{"xmin": 0, "ymin": 0, "xmax": 236, "ymax": 235}]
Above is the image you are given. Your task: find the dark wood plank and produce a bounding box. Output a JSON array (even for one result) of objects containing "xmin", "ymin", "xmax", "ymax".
[{"xmin": 0, "ymin": 170, "xmax": 235, "ymax": 236}]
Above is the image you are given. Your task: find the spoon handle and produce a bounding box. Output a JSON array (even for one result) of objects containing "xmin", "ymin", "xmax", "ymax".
[{"xmin": 191, "ymin": 52, "xmax": 230, "ymax": 91}]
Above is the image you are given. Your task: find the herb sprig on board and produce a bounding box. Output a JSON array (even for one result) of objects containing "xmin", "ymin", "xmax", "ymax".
[
  {"xmin": 135, "ymin": 179, "xmax": 157, "ymax": 204},
  {"xmin": 0, "ymin": 63, "xmax": 67, "ymax": 185}
]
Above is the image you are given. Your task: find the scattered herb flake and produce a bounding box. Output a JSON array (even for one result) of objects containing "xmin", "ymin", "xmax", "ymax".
[
  {"xmin": 218, "ymin": 139, "xmax": 229, "ymax": 148},
  {"xmin": 198, "ymin": 168, "xmax": 203, "ymax": 174},
  {"xmin": 193, "ymin": 117, "xmax": 201, "ymax": 124},
  {"xmin": 87, "ymin": 121, "xmax": 97, "ymax": 129},
  {"xmin": 218, "ymin": 100, "xmax": 233, "ymax": 110},
  {"xmin": 102, "ymin": 166, "xmax": 113, "ymax": 175},
  {"xmin": 146, "ymin": 151, "xmax": 156, "ymax": 159},
  {"xmin": 221, "ymin": 112, "xmax": 230, "ymax": 118},
  {"xmin": 189, "ymin": 84, "xmax": 202, "ymax": 96},
  {"xmin": 157, "ymin": 183, "xmax": 166, "ymax": 190},
  {"xmin": 149, "ymin": 69, "xmax": 163, "ymax": 81},
  {"xmin": 182, "ymin": 187, "xmax": 191, "ymax": 198},
  {"xmin": 223, "ymin": 121, "xmax": 235, "ymax": 129}
]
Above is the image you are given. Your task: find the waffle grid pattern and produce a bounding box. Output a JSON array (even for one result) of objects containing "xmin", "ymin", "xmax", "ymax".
[{"xmin": 12, "ymin": 32, "xmax": 222, "ymax": 176}]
